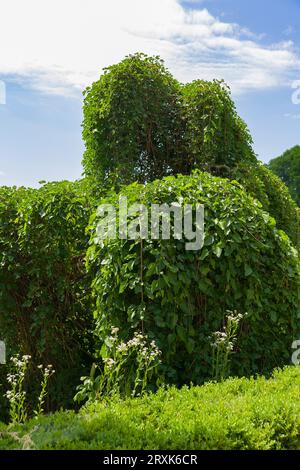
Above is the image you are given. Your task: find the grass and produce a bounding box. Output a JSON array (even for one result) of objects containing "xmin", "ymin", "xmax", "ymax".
[{"xmin": 1, "ymin": 366, "xmax": 300, "ymax": 450}]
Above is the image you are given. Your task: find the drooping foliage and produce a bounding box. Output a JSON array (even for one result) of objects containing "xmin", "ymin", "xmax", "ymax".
[
  {"xmin": 268, "ymin": 145, "xmax": 300, "ymax": 206},
  {"xmin": 181, "ymin": 80, "xmax": 256, "ymax": 174},
  {"xmin": 0, "ymin": 181, "xmax": 94, "ymax": 415},
  {"xmin": 81, "ymin": 52, "xmax": 300, "ymax": 251},
  {"xmin": 87, "ymin": 172, "xmax": 300, "ymax": 385},
  {"xmin": 82, "ymin": 54, "xmax": 256, "ymax": 189},
  {"xmin": 82, "ymin": 53, "xmax": 184, "ymax": 189}
]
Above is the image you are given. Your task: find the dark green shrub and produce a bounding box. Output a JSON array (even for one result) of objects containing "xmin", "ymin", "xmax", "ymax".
[
  {"xmin": 2, "ymin": 366, "xmax": 300, "ymax": 450},
  {"xmin": 87, "ymin": 171, "xmax": 300, "ymax": 385},
  {"xmin": 0, "ymin": 181, "xmax": 94, "ymax": 416},
  {"xmin": 268, "ymin": 145, "xmax": 300, "ymax": 206}
]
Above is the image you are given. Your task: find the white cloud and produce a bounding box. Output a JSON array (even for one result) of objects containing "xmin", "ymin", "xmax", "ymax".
[{"xmin": 0, "ymin": 0, "xmax": 300, "ymax": 96}]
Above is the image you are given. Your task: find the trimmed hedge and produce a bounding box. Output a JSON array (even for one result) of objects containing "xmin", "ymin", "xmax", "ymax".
[
  {"xmin": 0, "ymin": 180, "xmax": 94, "ymax": 416},
  {"xmin": 1, "ymin": 366, "xmax": 300, "ymax": 450},
  {"xmin": 87, "ymin": 171, "xmax": 300, "ymax": 385}
]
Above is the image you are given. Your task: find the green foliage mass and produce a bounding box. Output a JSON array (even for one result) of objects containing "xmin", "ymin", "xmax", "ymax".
[
  {"xmin": 268, "ymin": 145, "xmax": 300, "ymax": 206},
  {"xmin": 1, "ymin": 52, "xmax": 299, "ymax": 434},
  {"xmin": 2, "ymin": 366, "xmax": 300, "ymax": 450},
  {"xmin": 0, "ymin": 180, "xmax": 94, "ymax": 416},
  {"xmin": 182, "ymin": 79, "xmax": 256, "ymax": 173},
  {"xmin": 82, "ymin": 53, "xmax": 256, "ymax": 189},
  {"xmin": 81, "ymin": 52, "xmax": 299, "ymax": 249},
  {"xmin": 87, "ymin": 171, "xmax": 300, "ymax": 385},
  {"xmin": 231, "ymin": 162, "xmax": 300, "ymax": 248},
  {"xmin": 82, "ymin": 53, "xmax": 184, "ymax": 189}
]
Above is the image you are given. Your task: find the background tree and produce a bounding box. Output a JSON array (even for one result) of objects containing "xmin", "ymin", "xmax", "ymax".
[{"xmin": 268, "ymin": 145, "xmax": 300, "ymax": 206}]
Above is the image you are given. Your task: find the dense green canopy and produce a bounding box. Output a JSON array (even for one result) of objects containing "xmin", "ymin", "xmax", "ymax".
[{"xmin": 82, "ymin": 53, "xmax": 256, "ymax": 190}]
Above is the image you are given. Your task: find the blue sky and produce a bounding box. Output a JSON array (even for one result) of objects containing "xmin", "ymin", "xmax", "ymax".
[{"xmin": 0, "ymin": 0, "xmax": 300, "ymax": 187}]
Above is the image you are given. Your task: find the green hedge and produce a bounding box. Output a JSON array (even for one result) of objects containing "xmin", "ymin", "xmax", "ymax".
[
  {"xmin": 0, "ymin": 180, "xmax": 94, "ymax": 416},
  {"xmin": 1, "ymin": 366, "xmax": 300, "ymax": 450},
  {"xmin": 87, "ymin": 171, "xmax": 300, "ymax": 385}
]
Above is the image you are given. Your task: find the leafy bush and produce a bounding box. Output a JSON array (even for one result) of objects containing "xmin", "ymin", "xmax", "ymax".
[
  {"xmin": 232, "ymin": 162, "xmax": 300, "ymax": 249},
  {"xmin": 268, "ymin": 145, "xmax": 300, "ymax": 206},
  {"xmin": 2, "ymin": 366, "xmax": 300, "ymax": 450},
  {"xmin": 87, "ymin": 171, "xmax": 300, "ymax": 385},
  {"xmin": 0, "ymin": 180, "xmax": 94, "ymax": 417}
]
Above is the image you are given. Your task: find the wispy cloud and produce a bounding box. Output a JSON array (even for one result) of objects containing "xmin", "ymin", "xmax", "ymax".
[
  {"xmin": 283, "ymin": 25, "xmax": 296, "ymax": 36},
  {"xmin": 284, "ymin": 113, "xmax": 300, "ymax": 119},
  {"xmin": 0, "ymin": 0, "xmax": 300, "ymax": 96}
]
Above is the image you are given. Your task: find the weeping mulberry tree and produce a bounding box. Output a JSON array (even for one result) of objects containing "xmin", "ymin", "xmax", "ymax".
[
  {"xmin": 82, "ymin": 53, "xmax": 184, "ymax": 189},
  {"xmin": 82, "ymin": 53, "xmax": 256, "ymax": 190}
]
